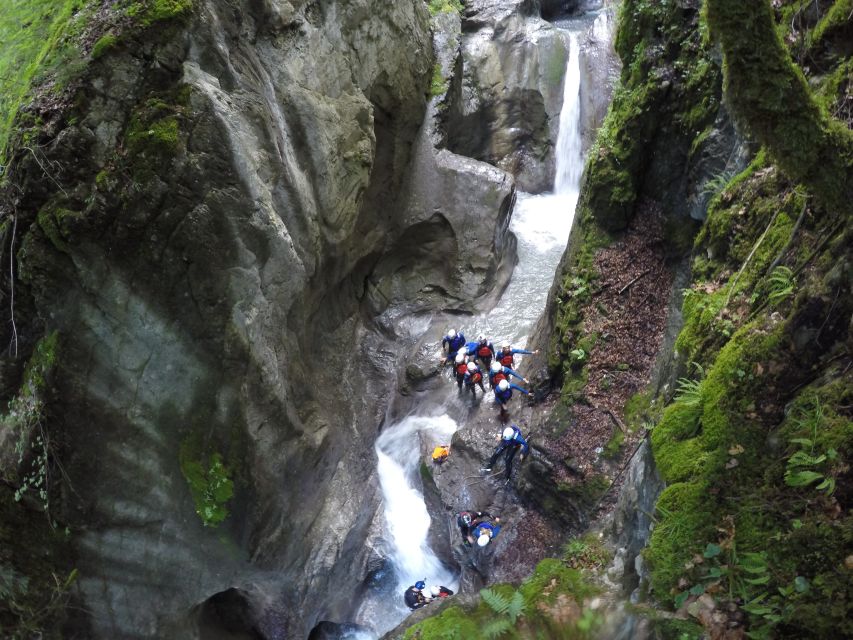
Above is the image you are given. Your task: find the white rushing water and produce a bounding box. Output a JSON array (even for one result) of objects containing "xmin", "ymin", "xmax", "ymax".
[{"xmin": 356, "ymin": 27, "xmax": 587, "ymax": 640}]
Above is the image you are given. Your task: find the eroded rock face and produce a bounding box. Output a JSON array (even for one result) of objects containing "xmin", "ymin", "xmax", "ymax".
[
  {"xmin": 4, "ymin": 1, "xmax": 518, "ymax": 638},
  {"xmin": 442, "ymin": 1, "xmax": 570, "ymax": 192}
]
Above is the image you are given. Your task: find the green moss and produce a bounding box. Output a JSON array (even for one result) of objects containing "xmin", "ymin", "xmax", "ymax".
[
  {"xmin": 91, "ymin": 34, "xmax": 119, "ymax": 59},
  {"xmin": 179, "ymin": 437, "xmax": 234, "ymax": 528},
  {"xmin": 404, "ymin": 559, "xmax": 599, "ymax": 639},
  {"xmin": 602, "ymin": 425, "xmax": 624, "ymax": 459},
  {"xmin": 403, "ymin": 605, "xmax": 478, "ymax": 639},
  {"xmin": 127, "ymin": 115, "xmax": 179, "ymax": 155},
  {"xmin": 428, "ymin": 62, "xmax": 447, "ymax": 98},
  {"xmin": 0, "ymin": 0, "xmax": 100, "ymax": 164},
  {"xmin": 705, "ymin": 0, "xmax": 853, "ymax": 211},
  {"xmin": 426, "ymin": 0, "xmax": 463, "ymax": 17},
  {"xmin": 646, "ymin": 482, "xmax": 715, "ymax": 599},
  {"xmin": 36, "ymin": 205, "xmax": 82, "ymax": 253},
  {"xmin": 21, "ymin": 332, "xmax": 59, "ymax": 394},
  {"xmin": 124, "ymin": 0, "xmax": 194, "ymax": 26},
  {"xmin": 808, "ymin": 0, "xmax": 853, "ymax": 48}
]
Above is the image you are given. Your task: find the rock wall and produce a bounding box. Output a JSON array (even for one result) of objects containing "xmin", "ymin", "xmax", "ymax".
[{"xmin": 0, "ymin": 1, "xmax": 518, "ymax": 638}]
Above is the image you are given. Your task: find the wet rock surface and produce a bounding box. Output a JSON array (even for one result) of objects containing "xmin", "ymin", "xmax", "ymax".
[
  {"xmin": 442, "ymin": 0, "xmax": 571, "ymax": 192},
  {"xmin": 1, "ymin": 1, "xmax": 522, "ymax": 638}
]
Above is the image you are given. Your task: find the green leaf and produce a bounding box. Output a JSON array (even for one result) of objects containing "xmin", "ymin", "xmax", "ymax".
[
  {"xmin": 689, "ymin": 583, "xmax": 705, "ymax": 596},
  {"xmin": 794, "ymin": 576, "xmax": 810, "ymax": 593},
  {"xmin": 480, "ymin": 588, "xmax": 510, "ymax": 615},
  {"xmin": 745, "ymin": 575, "xmax": 771, "ymax": 585},
  {"xmin": 703, "ymin": 543, "xmax": 722, "ymax": 558},
  {"xmin": 784, "ymin": 470, "xmax": 824, "ymax": 487},
  {"xmin": 815, "ymin": 477, "xmax": 835, "ymax": 494},
  {"xmin": 507, "ymin": 590, "xmax": 525, "ymax": 624},
  {"xmin": 674, "ymin": 591, "xmax": 690, "ymax": 608},
  {"xmin": 481, "ymin": 618, "xmax": 513, "ymax": 639}
]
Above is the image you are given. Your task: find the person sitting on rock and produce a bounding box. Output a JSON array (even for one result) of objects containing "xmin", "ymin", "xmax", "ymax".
[
  {"xmin": 489, "ymin": 361, "xmax": 528, "ymax": 389},
  {"xmin": 404, "ymin": 580, "xmax": 431, "ymax": 610},
  {"xmin": 464, "ymin": 361, "xmax": 486, "ymax": 397},
  {"xmin": 497, "ymin": 342, "xmax": 539, "ymax": 368},
  {"xmin": 494, "ymin": 378, "xmax": 531, "ymax": 416},
  {"xmin": 456, "ymin": 510, "xmax": 493, "ymax": 546},
  {"xmin": 483, "ymin": 425, "xmax": 529, "ymax": 481},
  {"xmin": 442, "ymin": 328, "xmax": 466, "ymax": 363},
  {"xmin": 471, "ymin": 518, "xmax": 502, "ymax": 547},
  {"xmin": 453, "ymin": 353, "xmax": 468, "ymax": 390},
  {"xmin": 474, "ymin": 334, "xmax": 496, "ymax": 369},
  {"xmin": 430, "ymin": 585, "xmax": 454, "ymax": 598}
]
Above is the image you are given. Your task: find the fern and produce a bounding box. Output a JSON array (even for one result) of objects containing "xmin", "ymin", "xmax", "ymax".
[
  {"xmin": 675, "ymin": 377, "xmax": 702, "ymax": 406},
  {"xmin": 701, "ymin": 169, "xmax": 735, "ymax": 199},
  {"xmin": 766, "ymin": 265, "xmax": 795, "ymax": 304},
  {"xmin": 481, "ymin": 618, "xmax": 513, "ymax": 639},
  {"xmin": 675, "ymin": 361, "xmax": 705, "ymax": 406},
  {"xmin": 480, "ymin": 588, "xmax": 510, "ymax": 615},
  {"xmin": 507, "ymin": 590, "xmax": 525, "ymax": 624}
]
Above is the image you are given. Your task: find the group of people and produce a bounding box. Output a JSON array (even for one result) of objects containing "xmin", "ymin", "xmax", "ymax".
[
  {"xmin": 441, "ymin": 329, "xmax": 538, "ymax": 417},
  {"xmin": 403, "ymin": 330, "xmax": 537, "ymax": 610},
  {"xmin": 404, "ymin": 581, "xmax": 454, "ymax": 610}
]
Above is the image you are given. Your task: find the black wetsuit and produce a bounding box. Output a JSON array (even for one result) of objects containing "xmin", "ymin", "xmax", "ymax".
[{"xmin": 404, "ymin": 586, "xmax": 428, "ymax": 610}]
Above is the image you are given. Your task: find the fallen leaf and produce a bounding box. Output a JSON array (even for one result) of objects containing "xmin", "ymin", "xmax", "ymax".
[
  {"xmin": 725, "ymin": 458, "xmax": 739, "ymax": 469},
  {"xmin": 728, "ymin": 444, "xmax": 744, "ymax": 456}
]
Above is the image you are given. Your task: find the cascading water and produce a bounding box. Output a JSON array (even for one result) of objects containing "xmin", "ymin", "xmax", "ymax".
[
  {"xmin": 554, "ymin": 33, "xmax": 583, "ymax": 196},
  {"xmin": 354, "ymin": 21, "xmax": 590, "ymax": 640}
]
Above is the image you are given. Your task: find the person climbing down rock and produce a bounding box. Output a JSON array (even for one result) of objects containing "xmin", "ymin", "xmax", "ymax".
[
  {"xmin": 430, "ymin": 585, "xmax": 454, "ymax": 598},
  {"xmin": 456, "ymin": 510, "xmax": 493, "ymax": 546},
  {"xmin": 464, "ymin": 361, "xmax": 486, "ymax": 397},
  {"xmin": 475, "ymin": 334, "xmax": 496, "ymax": 369},
  {"xmin": 483, "ymin": 425, "xmax": 529, "ymax": 480},
  {"xmin": 494, "ymin": 378, "xmax": 530, "ymax": 417},
  {"xmin": 404, "ymin": 581, "xmax": 431, "ymax": 610},
  {"xmin": 441, "ymin": 328, "xmax": 466, "ymax": 363},
  {"xmin": 471, "ymin": 517, "xmax": 502, "ymax": 547},
  {"xmin": 454, "ymin": 353, "xmax": 468, "ymax": 390},
  {"xmin": 497, "ymin": 342, "xmax": 538, "ymax": 368},
  {"xmin": 489, "ymin": 361, "xmax": 528, "ymax": 389}
]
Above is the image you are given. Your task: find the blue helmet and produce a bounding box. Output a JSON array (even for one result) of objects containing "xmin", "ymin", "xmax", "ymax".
[{"xmin": 415, "ymin": 580, "xmax": 426, "ymax": 590}]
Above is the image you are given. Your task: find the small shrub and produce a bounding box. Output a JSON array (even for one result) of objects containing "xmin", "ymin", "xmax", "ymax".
[{"xmin": 427, "ymin": 0, "xmax": 463, "ymax": 16}]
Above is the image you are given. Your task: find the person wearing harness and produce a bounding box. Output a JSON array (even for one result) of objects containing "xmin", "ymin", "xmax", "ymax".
[
  {"xmin": 471, "ymin": 517, "xmax": 502, "ymax": 547},
  {"xmin": 453, "ymin": 353, "xmax": 468, "ymax": 389},
  {"xmin": 489, "ymin": 361, "xmax": 528, "ymax": 389},
  {"xmin": 442, "ymin": 329, "xmax": 466, "ymax": 362},
  {"xmin": 456, "ymin": 510, "xmax": 493, "ymax": 546},
  {"xmin": 475, "ymin": 334, "xmax": 496, "ymax": 369},
  {"xmin": 404, "ymin": 580, "xmax": 431, "ymax": 610},
  {"xmin": 430, "ymin": 585, "xmax": 454, "ymax": 598},
  {"xmin": 497, "ymin": 342, "xmax": 539, "ymax": 368},
  {"xmin": 464, "ymin": 361, "xmax": 486, "ymax": 397},
  {"xmin": 494, "ymin": 378, "xmax": 531, "ymax": 416},
  {"xmin": 483, "ymin": 425, "xmax": 529, "ymax": 480}
]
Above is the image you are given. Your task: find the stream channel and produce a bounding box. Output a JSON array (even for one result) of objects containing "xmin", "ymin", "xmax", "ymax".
[{"xmin": 347, "ymin": 10, "xmax": 608, "ymax": 639}]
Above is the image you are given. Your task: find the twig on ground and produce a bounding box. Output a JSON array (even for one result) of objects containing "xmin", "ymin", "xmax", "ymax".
[{"xmin": 618, "ymin": 269, "xmax": 650, "ymax": 295}]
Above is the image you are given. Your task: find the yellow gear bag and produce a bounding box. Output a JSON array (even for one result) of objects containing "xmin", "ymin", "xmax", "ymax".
[{"xmin": 431, "ymin": 445, "xmax": 450, "ymax": 463}]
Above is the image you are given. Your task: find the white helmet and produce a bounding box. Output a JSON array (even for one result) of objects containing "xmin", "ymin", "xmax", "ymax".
[
  {"xmin": 502, "ymin": 426, "xmax": 515, "ymax": 440},
  {"xmin": 477, "ymin": 334, "xmax": 486, "ymax": 343},
  {"xmin": 498, "ymin": 379, "xmax": 509, "ymax": 391},
  {"xmin": 455, "ymin": 353, "xmax": 465, "ymax": 364},
  {"xmin": 447, "ymin": 329, "xmax": 456, "ymax": 339},
  {"xmin": 467, "ymin": 361, "xmax": 477, "ymax": 372},
  {"xmin": 502, "ymin": 342, "xmax": 511, "ymax": 349},
  {"xmin": 477, "ymin": 533, "xmax": 491, "ymax": 547},
  {"xmin": 491, "ymin": 362, "xmax": 501, "ymax": 373},
  {"xmin": 430, "ymin": 586, "xmax": 441, "ymax": 597}
]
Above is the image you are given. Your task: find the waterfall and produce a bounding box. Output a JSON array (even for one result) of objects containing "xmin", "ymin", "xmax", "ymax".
[
  {"xmin": 554, "ymin": 33, "xmax": 583, "ymax": 195},
  {"xmin": 375, "ymin": 415, "xmax": 459, "ymax": 586}
]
